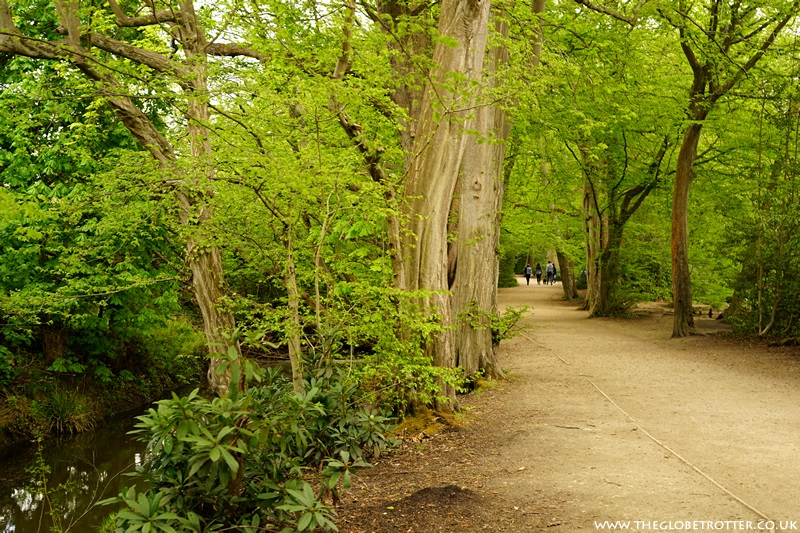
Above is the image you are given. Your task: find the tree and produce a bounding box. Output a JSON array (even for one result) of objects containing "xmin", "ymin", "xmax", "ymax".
[
  {"xmin": 0, "ymin": 0, "xmax": 264, "ymax": 394},
  {"xmin": 657, "ymin": 0, "xmax": 799, "ymax": 336},
  {"xmin": 397, "ymin": 0, "xmax": 493, "ymax": 403},
  {"xmin": 368, "ymin": 0, "xmax": 512, "ymax": 397},
  {"xmin": 450, "ymin": 8, "xmax": 512, "ymax": 380},
  {"xmin": 570, "ymin": 0, "xmax": 799, "ymax": 332}
]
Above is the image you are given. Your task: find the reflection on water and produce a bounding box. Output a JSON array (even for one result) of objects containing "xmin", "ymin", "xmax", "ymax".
[{"xmin": 0, "ymin": 413, "xmax": 146, "ymax": 532}]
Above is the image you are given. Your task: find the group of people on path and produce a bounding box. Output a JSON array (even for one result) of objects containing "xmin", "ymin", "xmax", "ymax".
[{"xmin": 524, "ymin": 261, "xmax": 557, "ymax": 286}]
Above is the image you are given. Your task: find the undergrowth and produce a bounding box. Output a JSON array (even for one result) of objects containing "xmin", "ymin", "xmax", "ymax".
[{"xmin": 102, "ymin": 364, "xmax": 399, "ymax": 532}]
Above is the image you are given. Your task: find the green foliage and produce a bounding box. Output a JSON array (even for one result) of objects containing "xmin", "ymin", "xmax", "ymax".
[
  {"xmin": 103, "ymin": 367, "xmax": 396, "ymax": 533},
  {"xmin": 0, "ymin": 346, "xmax": 16, "ymax": 386},
  {"xmin": 614, "ymin": 216, "xmax": 673, "ymax": 304},
  {"xmin": 32, "ymin": 388, "xmax": 95, "ymax": 435},
  {"xmin": 315, "ymin": 286, "xmax": 466, "ymax": 411},
  {"xmin": 497, "ymin": 249, "xmax": 522, "ymax": 288},
  {"xmin": 490, "ymin": 306, "xmax": 530, "ymax": 345}
]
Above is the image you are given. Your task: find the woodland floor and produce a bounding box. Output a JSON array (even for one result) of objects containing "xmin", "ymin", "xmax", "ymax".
[{"xmin": 336, "ymin": 278, "xmax": 800, "ymax": 533}]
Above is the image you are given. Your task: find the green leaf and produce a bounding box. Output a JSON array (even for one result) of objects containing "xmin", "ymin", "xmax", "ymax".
[
  {"xmin": 187, "ymin": 457, "xmax": 208, "ymax": 478},
  {"xmin": 209, "ymin": 446, "xmax": 221, "ymax": 462},
  {"xmin": 297, "ymin": 512, "xmax": 313, "ymax": 531},
  {"xmin": 220, "ymin": 447, "xmax": 239, "ymax": 474},
  {"xmin": 327, "ymin": 471, "xmax": 341, "ymax": 488}
]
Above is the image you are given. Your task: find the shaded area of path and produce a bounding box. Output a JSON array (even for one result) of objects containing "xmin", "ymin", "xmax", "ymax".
[{"xmin": 340, "ymin": 280, "xmax": 800, "ymax": 532}]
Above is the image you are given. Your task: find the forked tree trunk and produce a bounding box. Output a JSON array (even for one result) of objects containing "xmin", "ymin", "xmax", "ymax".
[
  {"xmin": 665, "ymin": 1, "xmax": 794, "ymax": 336},
  {"xmin": 400, "ymin": 0, "xmax": 492, "ymax": 407},
  {"xmin": 671, "ymin": 122, "xmax": 703, "ymax": 337}
]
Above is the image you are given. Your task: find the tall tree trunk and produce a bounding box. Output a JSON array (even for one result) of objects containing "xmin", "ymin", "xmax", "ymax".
[
  {"xmin": 665, "ymin": 0, "xmax": 794, "ymax": 336},
  {"xmin": 556, "ymin": 250, "xmax": 578, "ymax": 300},
  {"xmin": 400, "ymin": 0, "xmax": 492, "ymax": 407},
  {"xmin": 284, "ymin": 234, "xmax": 305, "ymax": 392},
  {"xmin": 671, "ymin": 122, "xmax": 703, "ymax": 337},
  {"xmin": 176, "ymin": 1, "xmax": 240, "ymax": 394},
  {"xmin": 581, "ymin": 180, "xmax": 601, "ymax": 312},
  {"xmin": 451, "ymin": 9, "xmax": 510, "ymax": 381}
]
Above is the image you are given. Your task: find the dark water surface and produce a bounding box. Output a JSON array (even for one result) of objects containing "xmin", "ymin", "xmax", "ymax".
[{"xmin": 0, "ymin": 413, "xmax": 147, "ymax": 532}]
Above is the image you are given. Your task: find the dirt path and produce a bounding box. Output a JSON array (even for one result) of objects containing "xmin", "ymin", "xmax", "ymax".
[{"xmin": 339, "ymin": 280, "xmax": 800, "ymax": 532}]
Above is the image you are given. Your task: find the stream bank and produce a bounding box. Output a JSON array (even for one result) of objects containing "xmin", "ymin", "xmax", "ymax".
[{"xmin": 0, "ymin": 410, "xmax": 146, "ymax": 532}]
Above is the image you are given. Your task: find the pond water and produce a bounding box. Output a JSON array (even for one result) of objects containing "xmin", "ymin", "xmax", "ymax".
[{"xmin": 0, "ymin": 413, "xmax": 147, "ymax": 532}]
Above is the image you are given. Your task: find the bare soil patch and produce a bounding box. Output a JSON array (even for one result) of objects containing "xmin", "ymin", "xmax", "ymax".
[{"xmin": 337, "ymin": 280, "xmax": 800, "ymax": 532}]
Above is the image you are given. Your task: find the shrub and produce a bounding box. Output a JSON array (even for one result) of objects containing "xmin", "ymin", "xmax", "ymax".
[{"xmin": 103, "ymin": 366, "xmax": 396, "ymax": 532}]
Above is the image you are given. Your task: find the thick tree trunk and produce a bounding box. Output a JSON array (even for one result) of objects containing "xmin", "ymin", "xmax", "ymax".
[
  {"xmin": 377, "ymin": 0, "xmax": 431, "ymax": 161},
  {"xmin": 595, "ymin": 222, "xmax": 623, "ymax": 315},
  {"xmin": 451, "ymin": 10, "xmax": 510, "ymax": 381},
  {"xmin": 671, "ymin": 123, "xmax": 703, "ymax": 337},
  {"xmin": 176, "ymin": 210, "xmax": 238, "ymax": 396},
  {"xmin": 451, "ymin": 110, "xmax": 505, "ymax": 380},
  {"xmin": 400, "ymin": 0, "xmax": 492, "ymax": 407}
]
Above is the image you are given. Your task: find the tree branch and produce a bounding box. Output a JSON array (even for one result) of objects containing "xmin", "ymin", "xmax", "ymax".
[
  {"xmin": 330, "ymin": 0, "xmax": 391, "ymax": 185},
  {"xmin": 89, "ymin": 33, "xmax": 190, "ymax": 80},
  {"xmin": 206, "ymin": 42, "xmax": 265, "ymax": 61},
  {"xmin": 712, "ymin": 4, "xmax": 798, "ymax": 102},
  {"xmin": 573, "ymin": 0, "xmax": 638, "ymax": 26},
  {"xmin": 107, "ymin": 0, "xmax": 178, "ymax": 27}
]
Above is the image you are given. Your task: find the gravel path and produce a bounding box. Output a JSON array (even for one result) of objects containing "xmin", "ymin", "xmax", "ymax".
[
  {"xmin": 493, "ymin": 280, "xmax": 800, "ymax": 532},
  {"xmin": 340, "ymin": 280, "xmax": 800, "ymax": 532}
]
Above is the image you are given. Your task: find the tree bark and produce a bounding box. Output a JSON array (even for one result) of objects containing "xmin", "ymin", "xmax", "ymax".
[
  {"xmin": 581, "ymin": 180, "xmax": 601, "ymax": 312},
  {"xmin": 284, "ymin": 234, "xmax": 305, "ymax": 393},
  {"xmin": 556, "ymin": 250, "xmax": 578, "ymax": 300},
  {"xmin": 376, "ymin": 0, "xmax": 433, "ymax": 161},
  {"xmin": 671, "ymin": 122, "xmax": 703, "ymax": 337},
  {"xmin": 400, "ymin": 0, "xmax": 492, "ymax": 407},
  {"xmin": 595, "ymin": 220, "xmax": 623, "ymax": 315},
  {"xmin": 451, "ymin": 9, "xmax": 510, "ymax": 381}
]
